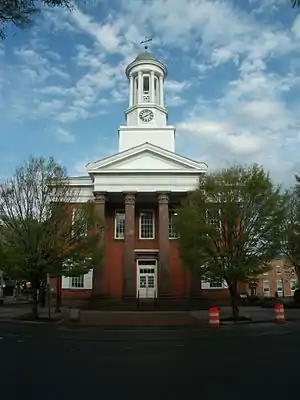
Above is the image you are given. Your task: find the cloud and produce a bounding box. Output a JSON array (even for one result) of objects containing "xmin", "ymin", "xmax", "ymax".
[
  {"xmin": 56, "ymin": 127, "xmax": 75, "ymax": 143},
  {"xmin": 1, "ymin": 0, "xmax": 300, "ymax": 186}
]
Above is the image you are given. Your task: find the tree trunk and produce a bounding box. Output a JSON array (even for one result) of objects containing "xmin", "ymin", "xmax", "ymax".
[
  {"xmin": 55, "ymin": 276, "xmax": 61, "ymax": 313},
  {"xmin": 31, "ymin": 279, "xmax": 40, "ymax": 319},
  {"xmin": 228, "ymin": 281, "xmax": 239, "ymax": 320}
]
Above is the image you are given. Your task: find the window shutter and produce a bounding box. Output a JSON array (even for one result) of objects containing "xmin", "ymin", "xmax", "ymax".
[
  {"xmin": 61, "ymin": 276, "xmax": 70, "ymax": 289},
  {"xmin": 84, "ymin": 270, "xmax": 93, "ymax": 290}
]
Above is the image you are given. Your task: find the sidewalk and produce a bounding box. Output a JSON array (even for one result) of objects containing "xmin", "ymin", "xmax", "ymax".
[
  {"xmin": 0, "ymin": 304, "xmax": 67, "ymax": 323},
  {"xmin": 1, "ymin": 305, "xmax": 300, "ymax": 328}
]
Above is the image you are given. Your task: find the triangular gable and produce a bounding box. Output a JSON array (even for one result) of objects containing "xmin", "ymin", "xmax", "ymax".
[{"xmin": 87, "ymin": 142, "xmax": 207, "ymax": 172}]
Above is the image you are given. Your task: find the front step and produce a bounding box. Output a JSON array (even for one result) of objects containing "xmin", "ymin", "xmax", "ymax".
[{"xmin": 82, "ymin": 296, "xmax": 211, "ymax": 311}]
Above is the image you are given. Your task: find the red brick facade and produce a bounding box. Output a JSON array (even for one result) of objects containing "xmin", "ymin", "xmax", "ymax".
[
  {"xmin": 59, "ymin": 196, "xmax": 249, "ymax": 300},
  {"xmin": 60, "ymin": 197, "xmax": 291, "ymax": 301}
]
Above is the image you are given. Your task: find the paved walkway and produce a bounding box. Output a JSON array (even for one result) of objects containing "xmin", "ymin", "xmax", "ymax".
[{"xmin": 1, "ymin": 304, "xmax": 300, "ymax": 326}]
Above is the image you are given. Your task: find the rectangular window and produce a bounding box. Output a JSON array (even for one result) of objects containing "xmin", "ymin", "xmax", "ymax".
[
  {"xmin": 114, "ymin": 210, "xmax": 125, "ymax": 239},
  {"xmin": 71, "ymin": 207, "xmax": 87, "ymax": 237},
  {"xmin": 139, "ymin": 211, "xmax": 154, "ymax": 239},
  {"xmin": 277, "ymin": 280, "xmax": 283, "ymax": 296},
  {"xmin": 263, "ymin": 280, "xmax": 270, "ymax": 297},
  {"xmin": 70, "ymin": 276, "xmax": 84, "ymax": 289},
  {"xmin": 169, "ymin": 210, "xmax": 179, "ymax": 239},
  {"xmin": 209, "ymin": 281, "xmax": 223, "ymax": 289},
  {"xmin": 290, "ymin": 279, "xmax": 297, "ymax": 294},
  {"xmin": 276, "ymin": 266, "xmax": 282, "ymax": 275},
  {"xmin": 143, "ymin": 75, "xmax": 149, "ymax": 92},
  {"xmin": 206, "ymin": 208, "xmax": 222, "ymax": 232}
]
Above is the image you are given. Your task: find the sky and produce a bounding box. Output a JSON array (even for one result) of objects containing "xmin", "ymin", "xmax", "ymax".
[{"xmin": 0, "ymin": 0, "xmax": 300, "ymax": 185}]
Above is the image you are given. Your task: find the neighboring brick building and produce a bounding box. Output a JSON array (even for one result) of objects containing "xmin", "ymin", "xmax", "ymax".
[{"xmin": 254, "ymin": 256, "xmax": 297, "ymax": 298}]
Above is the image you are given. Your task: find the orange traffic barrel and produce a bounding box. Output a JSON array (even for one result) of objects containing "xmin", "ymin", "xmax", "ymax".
[
  {"xmin": 274, "ymin": 303, "xmax": 285, "ymax": 323},
  {"xmin": 209, "ymin": 306, "xmax": 220, "ymax": 327}
]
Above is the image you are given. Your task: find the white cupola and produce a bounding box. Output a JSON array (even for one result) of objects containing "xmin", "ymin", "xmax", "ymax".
[{"xmin": 118, "ymin": 51, "xmax": 176, "ymax": 153}]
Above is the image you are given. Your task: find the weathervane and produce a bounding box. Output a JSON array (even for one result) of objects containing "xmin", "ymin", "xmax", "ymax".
[{"xmin": 140, "ymin": 36, "xmax": 153, "ymax": 50}]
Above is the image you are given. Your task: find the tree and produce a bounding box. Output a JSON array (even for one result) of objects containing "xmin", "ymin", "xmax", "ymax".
[
  {"xmin": 0, "ymin": 0, "xmax": 75, "ymax": 38},
  {"xmin": 292, "ymin": 0, "xmax": 300, "ymax": 7},
  {"xmin": 174, "ymin": 164, "xmax": 285, "ymax": 320},
  {"xmin": 280, "ymin": 176, "xmax": 300, "ymax": 301},
  {"xmin": 0, "ymin": 156, "xmax": 103, "ymax": 318}
]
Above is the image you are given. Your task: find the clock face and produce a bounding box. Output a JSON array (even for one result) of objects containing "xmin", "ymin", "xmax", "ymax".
[{"xmin": 139, "ymin": 109, "xmax": 154, "ymax": 122}]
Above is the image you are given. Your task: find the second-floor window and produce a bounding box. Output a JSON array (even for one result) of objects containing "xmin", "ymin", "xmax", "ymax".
[
  {"xmin": 169, "ymin": 210, "xmax": 179, "ymax": 239},
  {"xmin": 114, "ymin": 210, "xmax": 125, "ymax": 239},
  {"xmin": 139, "ymin": 211, "xmax": 155, "ymax": 239}
]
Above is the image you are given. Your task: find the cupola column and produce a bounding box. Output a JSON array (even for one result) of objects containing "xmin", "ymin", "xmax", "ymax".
[
  {"xmin": 129, "ymin": 75, "xmax": 134, "ymax": 107},
  {"xmin": 159, "ymin": 75, "xmax": 164, "ymax": 107},
  {"xmin": 138, "ymin": 71, "xmax": 143, "ymax": 103},
  {"xmin": 150, "ymin": 70, "xmax": 155, "ymax": 103}
]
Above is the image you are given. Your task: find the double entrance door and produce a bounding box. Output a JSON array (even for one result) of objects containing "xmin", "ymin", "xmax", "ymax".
[{"xmin": 137, "ymin": 260, "xmax": 157, "ymax": 299}]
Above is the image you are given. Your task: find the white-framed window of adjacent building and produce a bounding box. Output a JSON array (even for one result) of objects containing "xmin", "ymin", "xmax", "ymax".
[
  {"xmin": 139, "ymin": 210, "xmax": 155, "ymax": 239},
  {"xmin": 169, "ymin": 210, "xmax": 179, "ymax": 239},
  {"xmin": 71, "ymin": 207, "xmax": 87, "ymax": 237},
  {"xmin": 276, "ymin": 266, "xmax": 282, "ymax": 275},
  {"xmin": 277, "ymin": 280, "xmax": 283, "ymax": 297},
  {"xmin": 70, "ymin": 276, "xmax": 84, "ymax": 289},
  {"xmin": 262, "ymin": 280, "xmax": 270, "ymax": 297},
  {"xmin": 290, "ymin": 279, "xmax": 297, "ymax": 295},
  {"xmin": 114, "ymin": 210, "xmax": 125, "ymax": 239}
]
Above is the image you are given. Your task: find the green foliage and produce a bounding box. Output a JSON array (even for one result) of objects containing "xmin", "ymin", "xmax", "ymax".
[
  {"xmin": 0, "ymin": 0, "xmax": 74, "ymax": 38},
  {"xmin": 280, "ymin": 175, "xmax": 300, "ymax": 281},
  {"xmin": 174, "ymin": 164, "xmax": 285, "ymax": 288},
  {"xmin": 0, "ymin": 156, "xmax": 103, "ymax": 284}
]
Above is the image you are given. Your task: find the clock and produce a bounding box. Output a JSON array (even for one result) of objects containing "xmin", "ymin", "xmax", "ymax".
[{"xmin": 139, "ymin": 109, "xmax": 154, "ymax": 122}]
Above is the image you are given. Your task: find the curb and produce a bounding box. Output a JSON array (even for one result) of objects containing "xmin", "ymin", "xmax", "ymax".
[{"xmin": 0, "ymin": 318, "xmax": 64, "ymax": 325}]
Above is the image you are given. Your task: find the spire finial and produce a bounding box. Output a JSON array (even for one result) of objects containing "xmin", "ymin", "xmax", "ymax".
[{"xmin": 140, "ymin": 36, "xmax": 152, "ymax": 51}]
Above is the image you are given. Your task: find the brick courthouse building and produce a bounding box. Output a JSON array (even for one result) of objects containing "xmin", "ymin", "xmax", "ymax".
[{"xmin": 59, "ymin": 50, "xmax": 249, "ymax": 302}]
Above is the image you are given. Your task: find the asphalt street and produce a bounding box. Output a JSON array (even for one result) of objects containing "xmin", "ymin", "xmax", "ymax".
[{"xmin": 0, "ymin": 322, "xmax": 298, "ymax": 399}]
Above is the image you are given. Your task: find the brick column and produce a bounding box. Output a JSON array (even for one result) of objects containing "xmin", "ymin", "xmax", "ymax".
[
  {"xmin": 158, "ymin": 193, "xmax": 170, "ymax": 296},
  {"xmin": 123, "ymin": 193, "xmax": 136, "ymax": 297},
  {"xmin": 93, "ymin": 192, "xmax": 106, "ymax": 296}
]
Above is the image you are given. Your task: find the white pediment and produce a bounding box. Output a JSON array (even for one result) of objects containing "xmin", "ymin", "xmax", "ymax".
[{"xmin": 87, "ymin": 142, "xmax": 207, "ymax": 173}]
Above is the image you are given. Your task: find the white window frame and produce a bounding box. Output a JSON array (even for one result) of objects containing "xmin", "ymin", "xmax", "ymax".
[
  {"xmin": 209, "ymin": 281, "xmax": 224, "ymax": 289},
  {"xmin": 276, "ymin": 265, "xmax": 282, "ymax": 275},
  {"xmin": 169, "ymin": 210, "xmax": 179, "ymax": 239},
  {"xmin": 262, "ymin": 280, "xmax": 270, "ymax": 297},
  {"xmin": 206, "ymin": 208, "xmax": 222, "ymax": 232},
  {"xmin": 114, "ymin": 209, "xmax": 125, "ymax": 240},
  {"xmin": 201, "ymin": 280, "xmax": 228, "ymax": 290},
  {"xmin": 290, "ymin": 279, "xmax": 297, "ymax": 295},
  {"xmin": 70, "ymin": 275, "xmax": 84, "ymax": 289},
  {"xmin": 139, "ymin": 210, "xmax": 155, "ymax": 240},
  {"xmin": 277, "ymin": 279, "xmax": 283, "ymax": 296}
]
